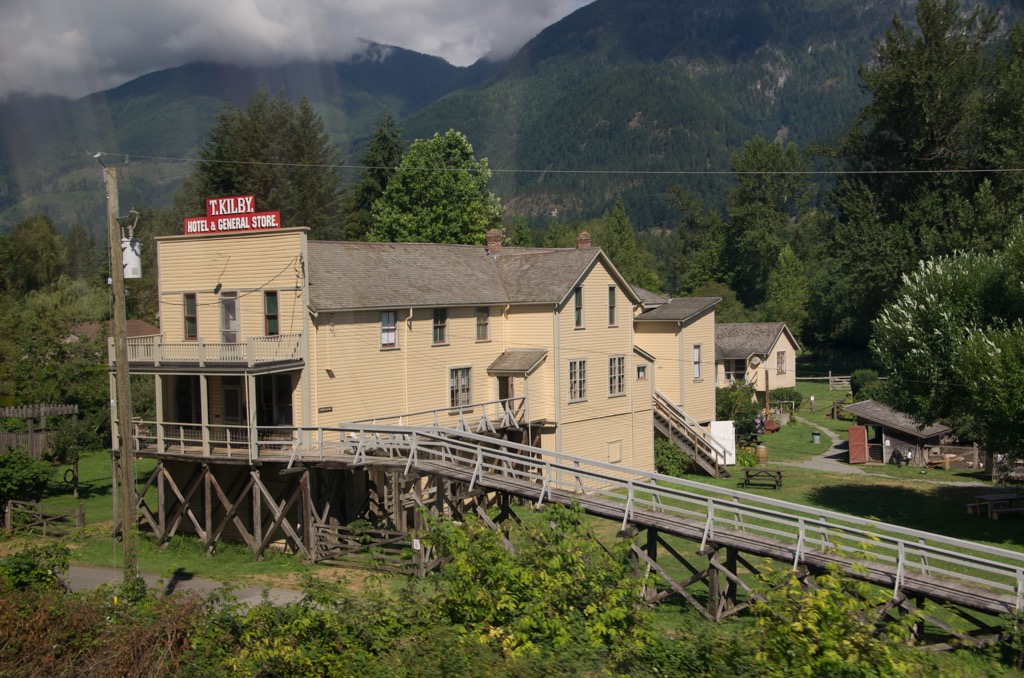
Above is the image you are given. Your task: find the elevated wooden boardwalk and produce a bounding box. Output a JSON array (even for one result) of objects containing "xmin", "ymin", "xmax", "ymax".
[{"xmin": 135, "ymin": 423, "xmax": 1024, "ymax": 646}]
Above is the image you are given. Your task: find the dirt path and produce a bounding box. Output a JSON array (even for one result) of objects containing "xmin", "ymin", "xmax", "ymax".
[
  {"xmin": 781, "ymin": 415, "xmax": 866, "ymax": 475},
  {"xmin": 67, "ymin": 564, "xmax": 305, "ymax": 605}
]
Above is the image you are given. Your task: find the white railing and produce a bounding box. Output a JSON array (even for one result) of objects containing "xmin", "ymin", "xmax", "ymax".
[
  {"xmin": 130, "ymin": 419, "xmax": 1024, "ymax": 614},
  {"xmin": 350, "ymin": 397, "xmax": 527, "ymax": 433},
  {"xmin": 116, "ymin": 333, "xmax": 303, "ymax": 367},
  {"xmin": 269, "ymin": 423, "xmax": 1024, "ymax": 615}
]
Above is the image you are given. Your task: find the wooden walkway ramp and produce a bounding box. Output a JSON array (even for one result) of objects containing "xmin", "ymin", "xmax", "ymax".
[
  {"xmin": 283, "ymin": 424, "xmax": 1023, "ymax": 640},
  {"xmin": 138, "ymin": 421, "xmax": 1024, "ymax": 646}
]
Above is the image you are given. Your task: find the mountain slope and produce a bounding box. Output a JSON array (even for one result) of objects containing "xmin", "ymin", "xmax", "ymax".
[
  {"xmin": 0, "ymin": 46, "xmax": 502, "ymax": 236},
  {"xmin": 401, "ymin": 0, "xmax": 922, "ymax": 225}
]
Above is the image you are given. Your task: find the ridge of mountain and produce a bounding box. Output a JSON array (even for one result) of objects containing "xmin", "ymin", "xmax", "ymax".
[{"xmin": 1, "ymin": 0, "xmax": 1020, "ymax": 236}]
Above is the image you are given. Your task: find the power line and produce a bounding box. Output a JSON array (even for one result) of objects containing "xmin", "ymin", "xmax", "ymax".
[{"xmin": 90, "ymin": 151, "xmax": 1024, "ymax": 177}]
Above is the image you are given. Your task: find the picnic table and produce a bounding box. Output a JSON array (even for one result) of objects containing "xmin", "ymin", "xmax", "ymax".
[
  {"xmin": 743, "ymin": 468, "xmax": 783, "ymax": 490},
  {"xmin": 966, "ymin": 492, "xmax": 1024, "ymax": 519}
]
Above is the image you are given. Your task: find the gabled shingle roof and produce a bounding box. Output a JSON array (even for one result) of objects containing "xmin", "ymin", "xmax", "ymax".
[
  {"xmin": 635, "ymin": 297, "xmax": 720, "ymax": 323},
  {"xmin": 715, "ymin": 322, "xmax": 800, "ymax": 360},
  {"xmin": 493, "ymin": 248, "xmax": 603, "ymax": 304},
  {"xmin": 844, "ymin": 400, "xmax": 952, "ymax": 440},
  {"xmin": 307, "ymin": 241, "xmax": 638, "ymax": 312},
  {"xmin": 307, "ymin": 241, "xmax": 508, "ymax": 311}
]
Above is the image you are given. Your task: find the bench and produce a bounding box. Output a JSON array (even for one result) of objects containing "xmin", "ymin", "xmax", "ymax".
[
  {"xmin": 743, "ymin": 468, "xmax": 783, "ymax": 490},
  {"xmin": 992, "ymin": 507, "xmax": 1024, "ymax": 520},
  {"xmin": 967, "ymin": 493, "xmax": 1022, "ymax": 518}
]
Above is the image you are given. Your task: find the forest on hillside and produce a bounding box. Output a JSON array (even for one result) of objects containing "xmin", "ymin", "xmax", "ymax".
[{"xmin": 2, "ymin": 0, "xmax": 1024, "ymax": 456}]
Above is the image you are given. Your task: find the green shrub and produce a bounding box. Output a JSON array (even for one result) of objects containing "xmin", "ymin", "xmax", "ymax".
[
  {"xmin": 716, "ymin": 383, "xmax": 761, "ymax": 439},
  {"xmin": 850, "ymin": 368, "xmax": 880, "ymax": 397},
  {"xmin": 769, "ymin": 387, "xmax": 803, "ymax": 410},
  {"xmin": 655, "ymin": 438, "xmax": 693, "ymax": 477},
  {"xmin": 0, "ymin": 448, "xmax": 51, "ymax": 505},
  {"xmin": 752, "ymin": 565, "xmax": 919, "ymax": 676},
  {"xmin": 0, "ymin": 544, "xmax": 69, "ymax": 591},
  {"xmin": 735, "ymin": 449, "xmax": 757, "ymax": 467}
]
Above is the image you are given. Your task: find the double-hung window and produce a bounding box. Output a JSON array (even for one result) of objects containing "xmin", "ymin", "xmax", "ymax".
[
  {"xmin": 264, "ymin": 291, "xmax": 279, "ymax": 336},
  {"xmin": 777, "ymin": 351, "xmax": 787, "ymax": 374},
  {"xmin": 476, "ymin": 307, "xmax": 490, "ymax": 341},
  {"xmin": 449, "ymin": 367, "xmax": 471, "ymax": 408},
  {"xmin": 609, "ymin": 355, "xmax": 625, "ymax": 396},
  {"xmin": 573, "ymin": 287, "xmax": 584, "ymax": 328},
  {"xmin": 432, "ymin": 309, "xmax": 448, "ymax": 344},
  {"xmin": 608, "ymin": 286, "xmax": 617, "ymax": 326},
  {"xmin": 693, "ymin": 345, "xmax": 702, "ymax": 380},
  {"xmin": 569, "ymin": 359, "xmax": 587, "ymax": 402},
  {"xmin": 183, "ymin": 293, "xmax": 197, "ymax": 340},
  {"xmin": 380, "ymin": 310, "xmax": 398, "ymax": 349}
]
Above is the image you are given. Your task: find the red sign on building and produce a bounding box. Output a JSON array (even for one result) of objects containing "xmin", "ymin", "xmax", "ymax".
[{"xmin": 183, "ymin": 194, "xmax": 281, "ymax": 235}]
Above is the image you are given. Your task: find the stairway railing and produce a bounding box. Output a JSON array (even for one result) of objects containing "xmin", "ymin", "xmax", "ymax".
[{"xmin": 653, "ymin": 391, "xmax": 729, "ymax": 478}]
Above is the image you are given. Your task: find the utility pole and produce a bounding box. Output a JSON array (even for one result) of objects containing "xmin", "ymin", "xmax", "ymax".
[{"xmin": 102, "ymin": 160, "xmax": 138, "ymax": 582}]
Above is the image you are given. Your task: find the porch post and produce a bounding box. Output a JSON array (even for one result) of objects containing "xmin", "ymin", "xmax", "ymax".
[
  {"xmin": 247, "ymin": 373, "xmax": 258, "ymax": 460},
  {"xmin": 154, "ymin": 374, "xmax": 165, "ymax": 453},
  {"xmin": 200, "ymin": 374, "xmax": 210, "ymax": 456}
]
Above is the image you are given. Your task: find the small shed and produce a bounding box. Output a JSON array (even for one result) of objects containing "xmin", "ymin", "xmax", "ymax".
[{"xmin": 844, "ymin": 400, "xmax": 950, "ymax": 465}]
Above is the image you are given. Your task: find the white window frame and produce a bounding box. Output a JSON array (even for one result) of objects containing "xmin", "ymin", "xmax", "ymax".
[
  {"xmin": 777, "ymin": 351, "xmax": 787, "ymax": 374},
  {"xmin": 609, "ymin": 355, "xmax": 625, "ymax": 396},
  {"xmin": 569, "ymin": 359, "xmax": 587, "ymax": 402},
  {"xmin": 380, "ymin": 310, "xmax": 398, "ymax": 349},
  {"xmin": 449, "ymin": 366, "xmax": 472, "ymax": 408},
  {"xmin": 693, "ymin": 344, "xmax": 702, "ymax": 380}
]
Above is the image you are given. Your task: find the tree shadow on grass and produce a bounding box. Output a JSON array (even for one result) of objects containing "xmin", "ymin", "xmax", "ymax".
[{"xmin": 806, "ymin": 482, "xmax": 1024, "ymax": 548}]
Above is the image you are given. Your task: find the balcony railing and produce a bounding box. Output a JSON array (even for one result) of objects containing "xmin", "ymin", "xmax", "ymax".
[{"xmin": 112, "ymin": 333, "xmax": 303, "ymax": 368}]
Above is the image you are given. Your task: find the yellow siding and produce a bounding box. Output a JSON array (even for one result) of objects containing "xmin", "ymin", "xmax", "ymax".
[
  {"xmin": 310, "ymin": 305, "xmax": 511, "ymax": 427},
  {"xmin": 769, "ymin": 335, "xmax": 798, "ymax": 390},
  {"xmin": 634, "ymin": 322, "xmax": 681, "ymax": 403},
  {"xmin": 504, "ymin": 305, "xmax": 556, "ymax": 422},
  {"xmin": 157, "ymin": 230, "xmax": 306, "ymax": 343},
  {"xmin": 680, "ymin": 309, "xmax": 716, "ymax": 423}
]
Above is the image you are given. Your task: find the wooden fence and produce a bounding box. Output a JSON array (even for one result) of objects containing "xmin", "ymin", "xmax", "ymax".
[
  {"xmin": 4, "ymin": 500, "xmax": 85, "ymax": 536},
  {"xmin": 0, "ymin": 403, "xmax": 78, "ymax": 459}
]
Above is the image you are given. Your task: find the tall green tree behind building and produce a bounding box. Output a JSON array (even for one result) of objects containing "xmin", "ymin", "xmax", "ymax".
[
  {"xmin": 815, "ymin": 0, "xmax": 1024, "ymax": 348},
  {"xmin": 368, "ymin": 130, "xmax": 502, "ymax": 245},
  {"xmin": 341, "ymin": 112, "xmax": 404, "ymax": 241},
  {"xmin": 173, "ymin": 89, "xmax": 344, "ymax": 240}
]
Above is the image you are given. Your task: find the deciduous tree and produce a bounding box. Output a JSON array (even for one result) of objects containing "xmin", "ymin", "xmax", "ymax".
[{"xmin": 369, "ymin": 130, "xmax": 502, "ymax": 245}]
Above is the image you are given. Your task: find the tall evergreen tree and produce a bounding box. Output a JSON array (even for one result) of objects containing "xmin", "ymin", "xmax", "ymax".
[
  {"xmin": 817, "ymin": 0, "xmax": 1024, "ymax": 348},
  {"xmin": 588, "ymin": 197, "xmax": 661, "ymax": 292},
  {"xmin": 342, "ymin": 112, "xmax": 404, "ymax": 241},
  {"xmin": 723, "ymin": 137, "xmax": 810, "ymax": 308},
  {"xmin": 763, "ymin": 246, "xmax": 809, "ymax": 340},
  {"xmin": 173, "ymin": 89, "xmax": 343, "ymax": 239}
]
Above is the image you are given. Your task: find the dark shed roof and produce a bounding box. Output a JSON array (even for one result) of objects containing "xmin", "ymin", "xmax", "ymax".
[{"xmin": 844, "ymin": 400, "xmax": 952, "ymax": 440}]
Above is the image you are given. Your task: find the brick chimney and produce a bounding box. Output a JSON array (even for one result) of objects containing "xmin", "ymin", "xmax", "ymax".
[
  {"xmin": 486, "ymin": 228, "xmax": 503, "ymax": 255},
  {"xmin": 576, "ymin": 231, "xmax": 592, "ymax": 249}
]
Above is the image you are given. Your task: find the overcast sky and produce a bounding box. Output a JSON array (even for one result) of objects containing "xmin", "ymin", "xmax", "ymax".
[{"xmin": 0, "ymin": 0, "xmax": 594, "ymax": 102}]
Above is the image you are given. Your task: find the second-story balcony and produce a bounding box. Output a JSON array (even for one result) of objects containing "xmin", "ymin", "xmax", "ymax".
[{"xmin": 111, "ymin": 333, "xmax": 304, "ymax": 369}]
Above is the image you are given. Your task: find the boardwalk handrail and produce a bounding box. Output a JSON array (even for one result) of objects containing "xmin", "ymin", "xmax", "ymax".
[
  {"xmin": 274, "ymin": 423, "xmax": 1024, "ymax": 614},
  {"xmin": 349, "ymin": 397, "xmax": 526, "ymax": 433}
]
